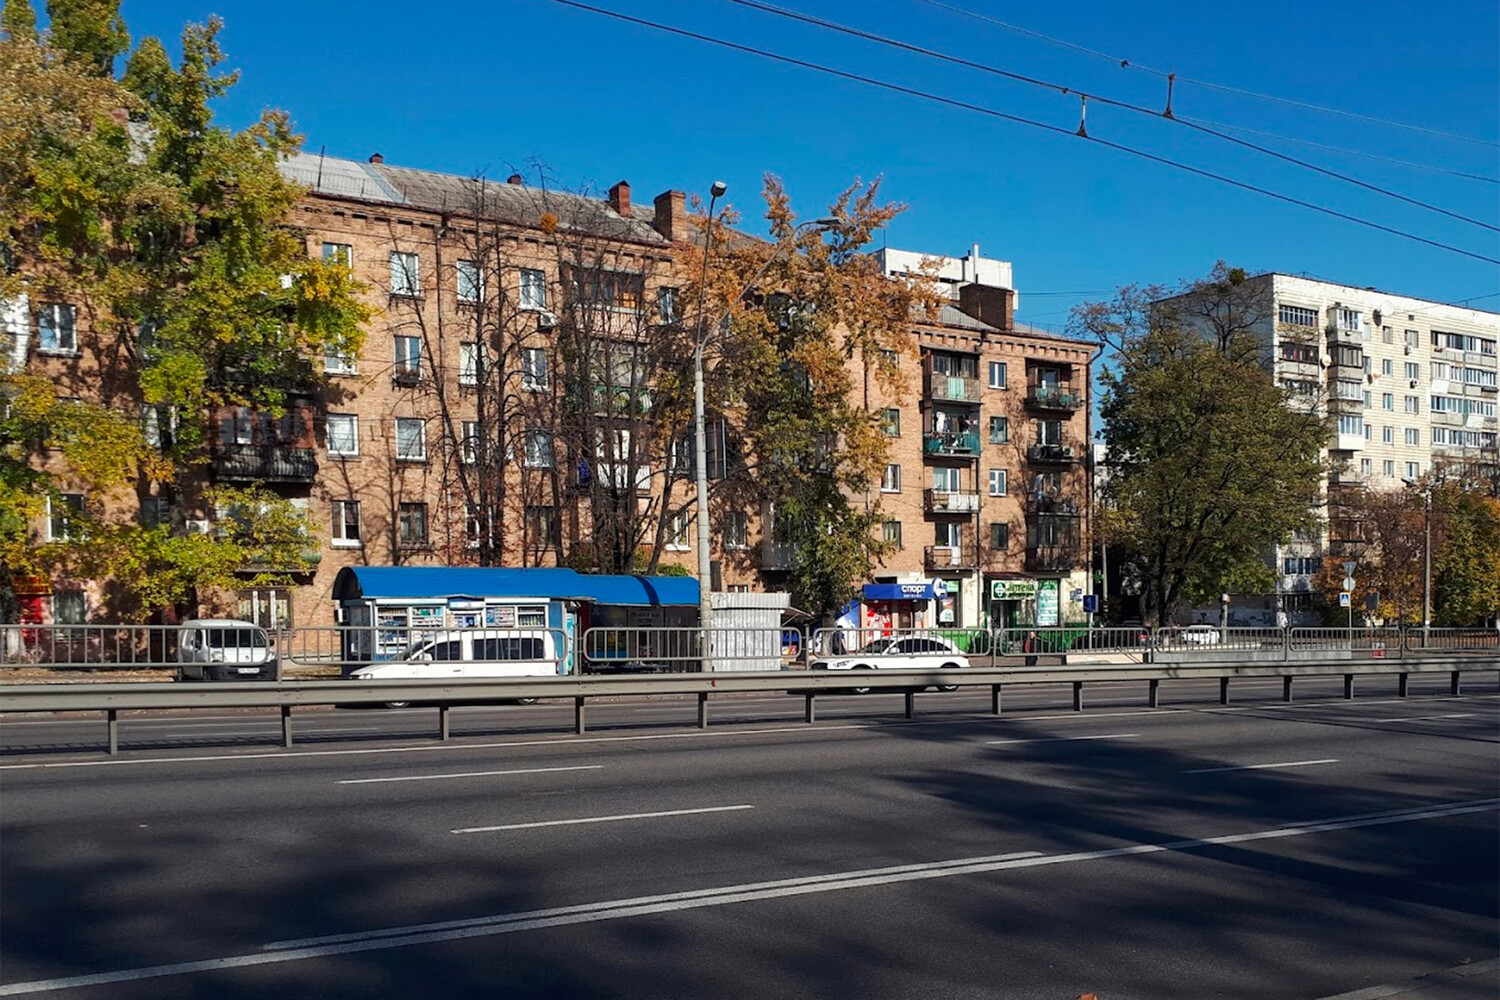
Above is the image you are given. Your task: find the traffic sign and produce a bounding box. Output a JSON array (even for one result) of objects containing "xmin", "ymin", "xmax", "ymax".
[
  {"xmin": 1341, "ymin": 561, "xmax": 1358, "ymax": 576},
  {"xmin": 1082, "ymin": 594, "xmax": 1099, "ymax": 613},
  {"xmin": 1342, "ymin": 576, "xmax": 1357, "ymax": 591},
  {"xmin": 1339, "ymin": 592, "xmax": 1351, "ymax": 608}
]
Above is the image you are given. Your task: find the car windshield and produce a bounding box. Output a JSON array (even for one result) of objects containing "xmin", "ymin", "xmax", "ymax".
[{"xmin": 858, "ymin": 639, "xmax": 895, "ymax": 653}]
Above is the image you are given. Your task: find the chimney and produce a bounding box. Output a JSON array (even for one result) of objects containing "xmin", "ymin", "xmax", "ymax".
[
  {"xmin": 959, "ymin": 283, "xmax": 1014, "ymax": 332},
  {"xmin": 651, "ymin": 190, "xmax": 689, "ymax": 242},
  {"xmin": 608, "ymin": 180, "xmax": 631, "ymax": 217},
  {"xmin": 368, "ymin": 152, "xmax": 384, "ymax": 164},
  {"xmin": 507, "ymin": 173, "xmax": 524, "ymax": 185}
]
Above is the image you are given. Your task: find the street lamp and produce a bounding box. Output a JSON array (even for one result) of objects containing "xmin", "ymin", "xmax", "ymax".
[
  {"xmin": 691, "ymin": 185, "xmax": 837, "ymax": 668},
  {"xmin": 1401, "ymin": 477, "xmax": 1432, "ymax": 644}
]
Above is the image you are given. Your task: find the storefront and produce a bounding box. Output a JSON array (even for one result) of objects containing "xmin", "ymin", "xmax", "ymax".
[{"xmin": 859, "ymin": 581, "xmax": 938, "ymax": 634}]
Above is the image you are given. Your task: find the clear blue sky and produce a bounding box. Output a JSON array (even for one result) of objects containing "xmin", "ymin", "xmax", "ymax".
[{"xmin": 117, "ymin": 0, "xmax": 1498, "ymax": 331}]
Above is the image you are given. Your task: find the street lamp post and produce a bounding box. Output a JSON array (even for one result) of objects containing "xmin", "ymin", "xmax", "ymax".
[
  {"xmin": 1402, "ymin": 477, "xmax": 1432, "ymax": 645},
  {"xmin": 691, "ymin": 192, "xmax": 839, "ymax": 669}
]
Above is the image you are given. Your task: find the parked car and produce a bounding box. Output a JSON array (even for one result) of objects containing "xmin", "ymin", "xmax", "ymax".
[
  {"xmin": 348, "ymin": 629, "xmax": 560, "ymax": 707},
  {"xmin": 1178, "ymin": 625, "xmax": 1222, "ymax": 646},
  {"xmin": 810, "ymin": 635, "xmax": 970, "ymax": 694},
  {"xmin": 177, "ymin": 619, "xmax": 277, "ymax": 681}
]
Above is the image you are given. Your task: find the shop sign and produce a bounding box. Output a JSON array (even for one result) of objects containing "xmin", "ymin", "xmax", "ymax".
[
  {"xmin": 991, "ymin": 579, "xmax": 1038, "ymax": 600},
  {"xmin": 1036, "ymin": 579, "xmax": 1060, "ymax": 626}
]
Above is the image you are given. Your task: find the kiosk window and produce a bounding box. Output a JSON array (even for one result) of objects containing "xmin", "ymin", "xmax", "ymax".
[{"xmin": 517, "ymin": 606, "xmax": 547, "ymax": 628}]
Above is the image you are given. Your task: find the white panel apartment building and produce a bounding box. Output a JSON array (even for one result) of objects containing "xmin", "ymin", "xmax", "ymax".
[{"xmin": 1166, "ymin": 272, "xmax": 1498, "ymax": 623}]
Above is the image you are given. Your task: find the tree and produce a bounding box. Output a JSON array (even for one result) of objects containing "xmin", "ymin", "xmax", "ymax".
[
  {"xmin": 687, "ymin": 176, "xmax": 939, "ymax": 620},
  {"xmin": 1432, "ymin": 479, "xmax": 1500, "ymax": 625},
  {"xmin": 1075, "ymin": 266, "xmax": 1329, "ymax": 625},
  {"xmin": 0, "ymin": 10, "xmax": 370, "ymax": 619}
]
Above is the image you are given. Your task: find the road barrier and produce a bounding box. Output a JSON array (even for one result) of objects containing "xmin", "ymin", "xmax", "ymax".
[{"xmin": 0, "ymin": 648, "xmax": 1493, "ymax": 755}]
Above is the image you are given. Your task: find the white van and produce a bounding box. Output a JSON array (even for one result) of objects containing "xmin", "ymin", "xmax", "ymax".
[
  {"xmin": 349, "ymin": 629, "xmax": 561, "ymax": 705},
  {"xmin": 177, "ymin": 619, "xmax": 278, "ymax": 681}
]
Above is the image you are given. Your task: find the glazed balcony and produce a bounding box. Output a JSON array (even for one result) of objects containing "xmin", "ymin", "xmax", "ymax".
[
  {"xmin": 1024, "ymin": 492, "xmax": 1083, "ymax": 515},
  {"xmin": 1025, "ymin": 443, "xmax": 1079, "ymax": 465},
  {"xmin": 212, "ymin": 444, "xmax": 318, "ymax": 483}
]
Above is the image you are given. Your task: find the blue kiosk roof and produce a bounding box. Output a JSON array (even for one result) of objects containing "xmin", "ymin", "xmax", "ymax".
[{"xmin": 332, "ymin": 566, "xmax": 699, "ymax": 607}]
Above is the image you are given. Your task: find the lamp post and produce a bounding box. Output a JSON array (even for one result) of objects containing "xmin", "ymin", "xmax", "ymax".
[
  {"xmin": 692, "ymin": 191, "xmax": 838, "ymax": 669},
  {"xmin": 1401, "ymin": 477, "xmax": 1432, "ymax": 645}
]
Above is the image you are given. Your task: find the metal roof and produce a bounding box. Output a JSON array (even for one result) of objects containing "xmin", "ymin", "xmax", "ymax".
[{"xmin": 332, "ymin": 566, "xmax": 699, "ymax": 607}]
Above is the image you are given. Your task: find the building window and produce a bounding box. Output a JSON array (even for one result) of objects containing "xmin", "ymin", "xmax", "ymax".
[
  {"xmin": 1405, "ymin": 329, "xmax": 1419, "ymax": 348},
  {"xmin": 140, "ymin": 496, "xmax": 170, "ymax": 527},
  {"xmin": 46, "ymin": 493, "xmax": 84, "ymax": 541},
  {"xmin": 526, "ymin": 505, "xmax": 560, "ymax": 549},
  {"xmin": 522, "ymin": 347, "xmax": 549, "ymax": 391},
  {"xmin": 1337, "ymin": 415, "xmax": 1363, "ymax": 437},
  {"xmin": 1363, "ymin": 422, "xmax": 1372, "ymax": 440},
  {"xmin": 988, "ymin": 469, "xmax": 1007, "ymax": 496},
  {"xmin": 666, "ymin": 510, "xmax": 691, "ymax": 550},
  {"xmin": 1381, "ymin": 393, "xmax": 1393, "ymax": 410},
  {"xmin": 324, "ymin": 343, "xmax": 357, "ymax": 374},
  {"xmin": 657, "ymin": 287, "xmax": 679, "ymax": 322},
  {"xmin": 331, "ymin": 500, "xmax": 361, "ymax": 547},
  {"xmin": 881, "ymin": 348, "xmax": 899, "ymax": 368},
  {"xmin": 326, "ymin": 414, "xmax": 358, "ymax": 456},
  {"xmin": 394, "ymin": 418, "xmax": 426, "ymax": 461},
  {"xmin": 465, "ymin": 503, "xmax": 497, "ymax": 550},
  {"xmin": 390, "ymin": 251, "xmax": 420, "ymax": 296},
  {"xmin": 1360, "ymin": 458, "xmax": 1371, "ymax": 476},
  {"xmin": 935, "ymin": 521, "xmax": 963, "ymax": 548},
  {"xmin": 1404, "ymin": 362, "xmax": 1419, "ymax": 381},
  {"xmin": 1381, "ymin": 425, "xmax": 1392, "ymax": 444},
  {"xmin": 394, "ymin": 335, "xmax": 421, "ymax": 377},
  {"xmin": 881, "ymin": 408, "xmax": 900, "ymax": 437},
  {"xmin": 397, "ymin": 502, "xmax": 428, "ymax": 547},
  {"xmin": 880, "ymin": 463, "xmax": 901, "ymax": 493},
  {"xmin": 988, "ymin": 361, "xmax": 1007, "ymax": 389},
  {"xmin": 456, "ymin": 259, "xmax": 482, "ymax": 303},
  {"xmin": 1034, "ymin": 419, "xmax": 1063, "ymax": 446},
  {"xmin": 460, "ymin": 421, "xmax": 480, "ymax": 464},
  {"xmin": 1337, "ymin": 308, "xmax": 1362, "ymax": 332},
  {"xmin": 1404, "ymin": 427, "xmax": 1419, "ymax": 446},
  {"xmin": 37, "ymin": 303, "xmax": 77, "ymax": 354},
  {"xmin": 1406, "ymin": 462, "xmax": 1420, "ymax": 480},
  {"xmin": 1383, "ymin": 460, "xmax": 1395, "ymax": 477},
  {"xmin": 989, "ymin": 522, "xmax": 1009, "ymax": 551},
  {"xmin": 1283, "ymin": 556, "xmax": 1318, "ymax": 575},
  {"xmin": 524, "ymin": 430, "xmax": 554, "ymax": 469},
  {"xmin": 321, "ymin": 242, "xmax": 352, "ymax": 266},
  {"xmin": 1278, "ymin": 304, "xmax": 1318, "ymax": 327},
  {"xmin": 1281, "ymin": 342, "xmax": 1318, "ymax": 364},
  {"xmin": 1404, "ymin": 395, "xmax": 1419, "ymax": 414},
  {"xmin": 52, "ymin": 589, "xmax": 85, "ymax": 628},
  {"xmin": 724, "ymin": 510, "xmax": 748, "ymax": 549},
  {"xmin": 459, "ymin": 342, "xmax": 483, "ymax": 386},
  {"xmin": 519, "ymin": 268, "xmax": 547, "ymax": 310},
  {"xmin": 1379, "ymin": 359, "xmax": 1392, "ymax": 376},
  {"xmin": 989, "ymin": 416, "xmax": 1009, "ymax": 444},
  {"xmin": 882, "ymin": 519, "xmax": 902, "ymax": 549}
]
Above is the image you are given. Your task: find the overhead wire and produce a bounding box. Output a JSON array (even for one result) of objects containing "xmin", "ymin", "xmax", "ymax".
[
  {"xmin": 913, "ymin": 0, "xmax": 1500, "ymax": 149},
  {"xmin": 540, "ymin": 0, "xmax": 1500, "ymax": 266},
  {"xmin": 717, "ymin": 0, "xmax": 1498, "ymax": 234}
]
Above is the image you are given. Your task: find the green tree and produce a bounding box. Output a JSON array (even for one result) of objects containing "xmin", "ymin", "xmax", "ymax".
[
  {"xmin": 0, "ymin": 9, "xmax": 369, "ymax": 618},
  {"xmin": 2, "ymin": 0, "xmax": 37, "ymax": 43},
  {"xmin": 1075, "ymin": 267, "xmax": 1329, "ymax": 625},
  {"xmin": 1433, "ymin": 480, "xmax": 1500, "ymax": 625}
]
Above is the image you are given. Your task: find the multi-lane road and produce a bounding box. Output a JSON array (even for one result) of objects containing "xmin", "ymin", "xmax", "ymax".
[{"xmin": 2, "ymin": 674, "xmax": 1497, "ymax": 998}]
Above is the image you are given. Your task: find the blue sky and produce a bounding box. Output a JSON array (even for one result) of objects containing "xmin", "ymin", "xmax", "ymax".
[{"xmin": 116, "ymin": 0, "xmax": 1498, "ymax": 332}]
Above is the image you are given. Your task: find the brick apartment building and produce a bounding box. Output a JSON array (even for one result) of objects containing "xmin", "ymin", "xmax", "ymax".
[{"xmin": 8, "ymin": 151, "xmax": 1094, "ymax": 631}]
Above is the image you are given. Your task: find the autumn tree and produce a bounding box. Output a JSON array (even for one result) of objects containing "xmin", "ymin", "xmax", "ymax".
[
  {"xmin": 1075, "ymin": 266, "xmax": 1329, "ymax": 625},
  {"xmin": 0, "ymin": 3, "xmax": 369, "ymax": 618}
]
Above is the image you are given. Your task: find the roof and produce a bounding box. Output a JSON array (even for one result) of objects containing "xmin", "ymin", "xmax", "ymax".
[
  {"xmin": 280, "ymin": 152, "xmax": 669, "ymax": 246},
  {"xmin": 332, "ymin": 566, "xmax": 700, "ymax": 607}
]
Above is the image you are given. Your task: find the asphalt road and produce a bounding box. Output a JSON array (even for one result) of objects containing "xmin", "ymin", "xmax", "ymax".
[{"xmin": 2, "ymin": 675, "xmax": 1497, "ymax": 999}]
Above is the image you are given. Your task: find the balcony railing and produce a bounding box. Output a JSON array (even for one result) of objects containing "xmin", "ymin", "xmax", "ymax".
[
  {"xmin": 924, "ymin": 431, "xmax": 980, "ymax": 457},
  {"xmin": 924, "ymin": 544, "xmax": 976, "ymax": 571},
  {"xmin": 1025, "ymin": 545, "xmax": 1078, "ymax": 573},
  {"xmin": 761, "ymin": 541, "xmax": 796, "ymax": 571},
  {"xmin": 1024, "ymin": 492, "xmax": 1082, "ymax": 515},
  {"xmin": 589, "ymin": 383, "xmax": 653, "ymax": 416},
  {"xmin": 1025, "ymin": 382, "xmax": 1083, "ymax": 411},
  {"xmin": 923, "ymin": 368, "xmax": 982, "ymax": 404},
  {"xmin": 923, "ymin": 488, "xmax": 980, "ymax": 514},
  {"xmin": 212, "ymin": 445, "xmax": 318, "ymax": 482},
  {"xmin": 1025, "ymin": 444, "xmax": 1078, "ymax": 464}
]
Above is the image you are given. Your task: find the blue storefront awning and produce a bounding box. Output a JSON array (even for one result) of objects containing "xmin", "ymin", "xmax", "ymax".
[
  {"xmin": 333, "ymin": 566, "xmax": 699, "ymax": 607},
  {"xmin": 863, "ymin": 582, "xmax": 936, "ymax": 601}
]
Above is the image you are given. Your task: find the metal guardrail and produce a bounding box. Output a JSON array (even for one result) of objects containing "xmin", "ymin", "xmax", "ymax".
[{"xmin": 0, "ymin": 654, "xmax": 1493, "ymax": 756}]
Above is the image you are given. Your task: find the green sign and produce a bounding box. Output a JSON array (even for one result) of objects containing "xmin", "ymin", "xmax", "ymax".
[
  {"xmin": 1036, "ymin": 579, "xmax": 1060, "ymax": 626},
  {"xmin": 991, "ymin": 579, "xmax": 1038, "ymax": 600}
]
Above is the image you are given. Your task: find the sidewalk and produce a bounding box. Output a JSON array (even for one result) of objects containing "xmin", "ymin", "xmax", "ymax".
[{"xmin": 1314, "ymin": 958, "xmax": 1499, "ymax": 1000}]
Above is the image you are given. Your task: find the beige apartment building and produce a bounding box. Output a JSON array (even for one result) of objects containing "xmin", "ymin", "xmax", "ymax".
[{"xmin": 10, "ymin": 152, "xmax": 1094, "ymax": 631}]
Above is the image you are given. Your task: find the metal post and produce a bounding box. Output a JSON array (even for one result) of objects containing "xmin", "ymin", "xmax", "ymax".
[
  {"xmin": 1450, "ymin": 671, "xmax": 1461, "ymax": 696},
  {"xmin": 439, "ymin": 704, "xmax": 450, "ymax": 742},
  {"xmin": 1219, "ymin": 677, "xmax": 1230, "ymax": 705},
  {"xmin": 1343, "ymin": 674, "xmax": 1354, "ymax": 700},
  {"xmin": 692, "ymin": 185, "xmax": 724, "ymax": 673},
  {"xmin": 1422, "ymin": 494, "xmax": 1432, "ymax": 648},
  {"xmin": 697, "ymin": 691, "xmax": 709, "ymax": 729},
  {"xmin": 574, "ymin": 696, "xmax": 586, "ymax": 735},
  {"xmin": 106, "ymin": 709, "xmax": 118, "ymax": 756},
  {"xmin": 1072, "ymin": 681, "xmax": 1084, "ymax": 712},
  {"xmin": 1282, "ymin": 676, "xmax": 1294, "ymax": 703},
  {"xmin": 281, "ymin": 705, "xmax": 293, "ymax": 748},
  {"xmin": 1148, "ymin": 678, "xmax": 1159, "ymax": 708},
  {"xmin": 805, "ymin": 692, "xmax": 816, "ymax": 724},
  {"xmin": 1398, "ymin": 673, "xmax": 1409, "ymax": 698},
  {"xmin": 991, "ymin": 684, "xmax": 1002, "ymax": 715},
  {"xmin": 904, "ymin": 690, "xmax": 915, "ymax": 719}
]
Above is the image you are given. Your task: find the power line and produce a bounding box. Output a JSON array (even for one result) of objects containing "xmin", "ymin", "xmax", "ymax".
[
  {"xmin": 718, "ymin": 0, "xmax": 1498, "ymax": 234},
  {"xmin": 914, "ymin": 0, "xmax": 1500, "ymax": 149},
  {"xmin": 540, "ymin": 0, "xmax": 1500, "ymax": 266}
]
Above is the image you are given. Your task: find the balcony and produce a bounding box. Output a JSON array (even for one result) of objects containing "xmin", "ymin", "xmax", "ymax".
[
  {"xmin": 924, "ymin": 544, "xmax": 976, "ymax": 572},
  {"xmin": 924, "ymin": 431, "xmax": 980, "ymax": 457},
  {"xmin": 1024, "ymin": 492, "xmax": 1082, "ymax": 516},
  {"xmin": 923, "ymin": 488, "xmax": 980, "ymax": 514},
  {"xmin": 212, "ymin": 444, "xmax": 318, "ymax": 483},
  {"xmin": 761, "ymin": 540, "xmax": 796, "ymax": 571},
  {"xmin": 590, "ymin": 383, "xmax": 653, "ymax": 417},
  {"xmin": 1026, "ymin": 444, "xmax": 1078, "ymax": 465},
  {"xmin": 1024, "ymin": 382, "xmax": 1083, "ymax": 412},
  {"xmin": 923, "ymin": 365, "xmax": 982, "ymax": 404},
  {"xmin": 1025, "ymin": 545, "xmax": 1078, "ymax": 573}
]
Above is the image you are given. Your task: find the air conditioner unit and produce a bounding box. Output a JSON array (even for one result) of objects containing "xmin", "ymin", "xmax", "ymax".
[
  {"xmin": 536, "ymin": 310, "xmax": 558, "ymax": 330},
  {"xmin": 1409, "ymin": 380, "xmax": 1418, "ymax": 389},
  {"xmin": 1404, "ymin": 345, "xmax": 1411, "ymax": 355}
]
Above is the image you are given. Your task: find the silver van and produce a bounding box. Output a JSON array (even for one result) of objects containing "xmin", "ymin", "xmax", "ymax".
[{"xmin": 177, "ymin": 619, "xmax": 278, "ymax": 681}]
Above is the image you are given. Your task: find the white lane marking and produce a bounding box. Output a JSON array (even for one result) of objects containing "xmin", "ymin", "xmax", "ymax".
[
  {"xmin": 3, "ymin": 692, "xmax": 1495, "ymax": 771},
  {"xmin": 452, "ymin": 804, "xmax": 752, "ymax": 835},
  {"xmin": 2, "ymin": 798, "xmax": 1493, "ymax": 996},
  {"xmin": 338, "ymin": 765, "xmax": 602, "ymax": 785},
  {"xmin": 1363, "ymin": 713, "xmax": 1475, "ymax": 724},
  {"xmin": 1185, "ymin": 759, "xmax": 1340, "ymax": 774},
  {"xmin": 986, "ymin": 733, "xmax": 1140, "ymax": 745}
]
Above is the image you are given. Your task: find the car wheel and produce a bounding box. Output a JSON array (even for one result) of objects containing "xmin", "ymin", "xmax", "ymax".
[
  {"xmin": 849, "ymin": 666, "xmax": 874, "ymax": 695},
  {"xmin": 935, "ymin": 662, "xmax": 961, "ymax": 692},
  {"xmin": 383, "ymin": 701, "xmax": 411, "ymax": 710},
  {"xmin": 516, "ymin": 697, "xmax": 539, "ymax": 705}
]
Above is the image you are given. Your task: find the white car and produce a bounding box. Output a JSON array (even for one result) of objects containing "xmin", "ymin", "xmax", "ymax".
[
  {"xmin": 1179, "ymin": 625, "xmax": 1222, "ymax": 646},
  {"xmin": 811, "ymin": 635, "xmax": 970, "ymax": 693}
]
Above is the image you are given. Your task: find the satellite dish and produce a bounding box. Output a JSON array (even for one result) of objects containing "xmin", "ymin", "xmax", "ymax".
[{"xmin": 1319, "ymin": 354, "xmax": 1332, "ymax": 367}]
